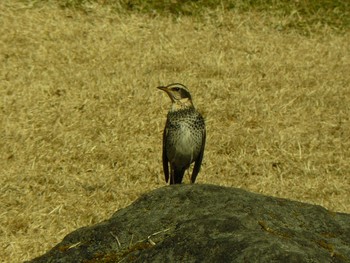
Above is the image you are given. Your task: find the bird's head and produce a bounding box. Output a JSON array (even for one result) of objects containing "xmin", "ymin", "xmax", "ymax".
[{"xmin": 157, "ymin": 83, "xmax": 194, "ymax": 111}]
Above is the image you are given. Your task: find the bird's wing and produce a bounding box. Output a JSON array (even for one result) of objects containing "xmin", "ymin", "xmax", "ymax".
[
  {"xmin": 162, "ymin": 127, "xmax": 170, "ymax": 183},
  {"xmin": 191, "ymin": 128, "xmax": 206, "ymax": 183}
]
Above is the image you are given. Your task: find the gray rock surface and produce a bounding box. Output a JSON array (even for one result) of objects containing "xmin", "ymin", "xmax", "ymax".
[{"xmin": 28, "ymin": 184, "xmax": 350, "ymax": 263}]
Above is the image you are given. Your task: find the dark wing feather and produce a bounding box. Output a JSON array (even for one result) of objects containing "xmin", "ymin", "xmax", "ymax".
[
  {"xmin": 162, "ymin": 127, "xmax": 169, "ymax": 183},
  {"xmin": 191, "ymin": 128, "xmax": 206, "ymax": 183}
]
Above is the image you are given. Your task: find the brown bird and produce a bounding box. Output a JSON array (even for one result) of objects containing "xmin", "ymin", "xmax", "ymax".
[{"xmin": 158, "ymin": 83, "xmax": 206, "ymax": 184}]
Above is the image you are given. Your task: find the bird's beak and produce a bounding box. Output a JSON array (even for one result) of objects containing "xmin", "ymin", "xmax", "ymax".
[
  {"xmin": 157, "ymin": 86, "xmax": 168, "ymax": 92},
  {"xmin": 158, "ymin": 86, "xmax": 175, "ymax": 102}
]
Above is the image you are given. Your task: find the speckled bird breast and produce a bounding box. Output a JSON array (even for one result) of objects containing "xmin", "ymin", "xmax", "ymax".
[{"xmin": 165, "ymin": 108, "xmax": 205, "ymax": 168}]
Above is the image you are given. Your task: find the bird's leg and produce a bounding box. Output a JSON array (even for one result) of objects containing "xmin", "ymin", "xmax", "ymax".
[{"xmin": 170, "ymin": 165, "xmax": 175, "ymax": 185}]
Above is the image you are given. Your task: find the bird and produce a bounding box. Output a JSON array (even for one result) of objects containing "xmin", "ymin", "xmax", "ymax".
[{"xmin": 157, "ymin": 83, "xmax": 206, "ymax": 184}]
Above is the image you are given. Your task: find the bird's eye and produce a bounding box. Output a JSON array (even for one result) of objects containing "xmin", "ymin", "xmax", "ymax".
[{"xmin": 173, "ymin": 87, "xmax": 180, "ymax": 91}]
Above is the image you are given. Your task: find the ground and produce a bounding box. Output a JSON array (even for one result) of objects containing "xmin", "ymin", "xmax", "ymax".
[{"xmin": 0, "ymin": 1, "xmax": 349, "ymax": 262}]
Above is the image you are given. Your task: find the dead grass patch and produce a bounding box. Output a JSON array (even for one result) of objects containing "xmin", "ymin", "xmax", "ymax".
[{"xmin": 0, "ymin": 1, "xmax": 349, "ymax": 262}]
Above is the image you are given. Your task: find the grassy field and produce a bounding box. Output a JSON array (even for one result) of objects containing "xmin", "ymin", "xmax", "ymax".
[{"xmin": 1, "ymin": 0, "xmax": 349, "ymax": 261}]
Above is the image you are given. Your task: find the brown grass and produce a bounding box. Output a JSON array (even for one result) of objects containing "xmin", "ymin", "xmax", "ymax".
[{"xmin": 1, "ymin": 1, "xmax": 349, "ymax": 262}]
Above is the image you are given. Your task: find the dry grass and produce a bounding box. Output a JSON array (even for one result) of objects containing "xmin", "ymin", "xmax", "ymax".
[{"xmin": 1, "ymin": 1, "xmax": 349, "ymax": 262}]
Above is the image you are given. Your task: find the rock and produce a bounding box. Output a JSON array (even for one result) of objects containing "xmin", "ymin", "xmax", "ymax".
[{"xmin": 28, "ymin": 184, "xmax": 350, "ymax": 263}]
